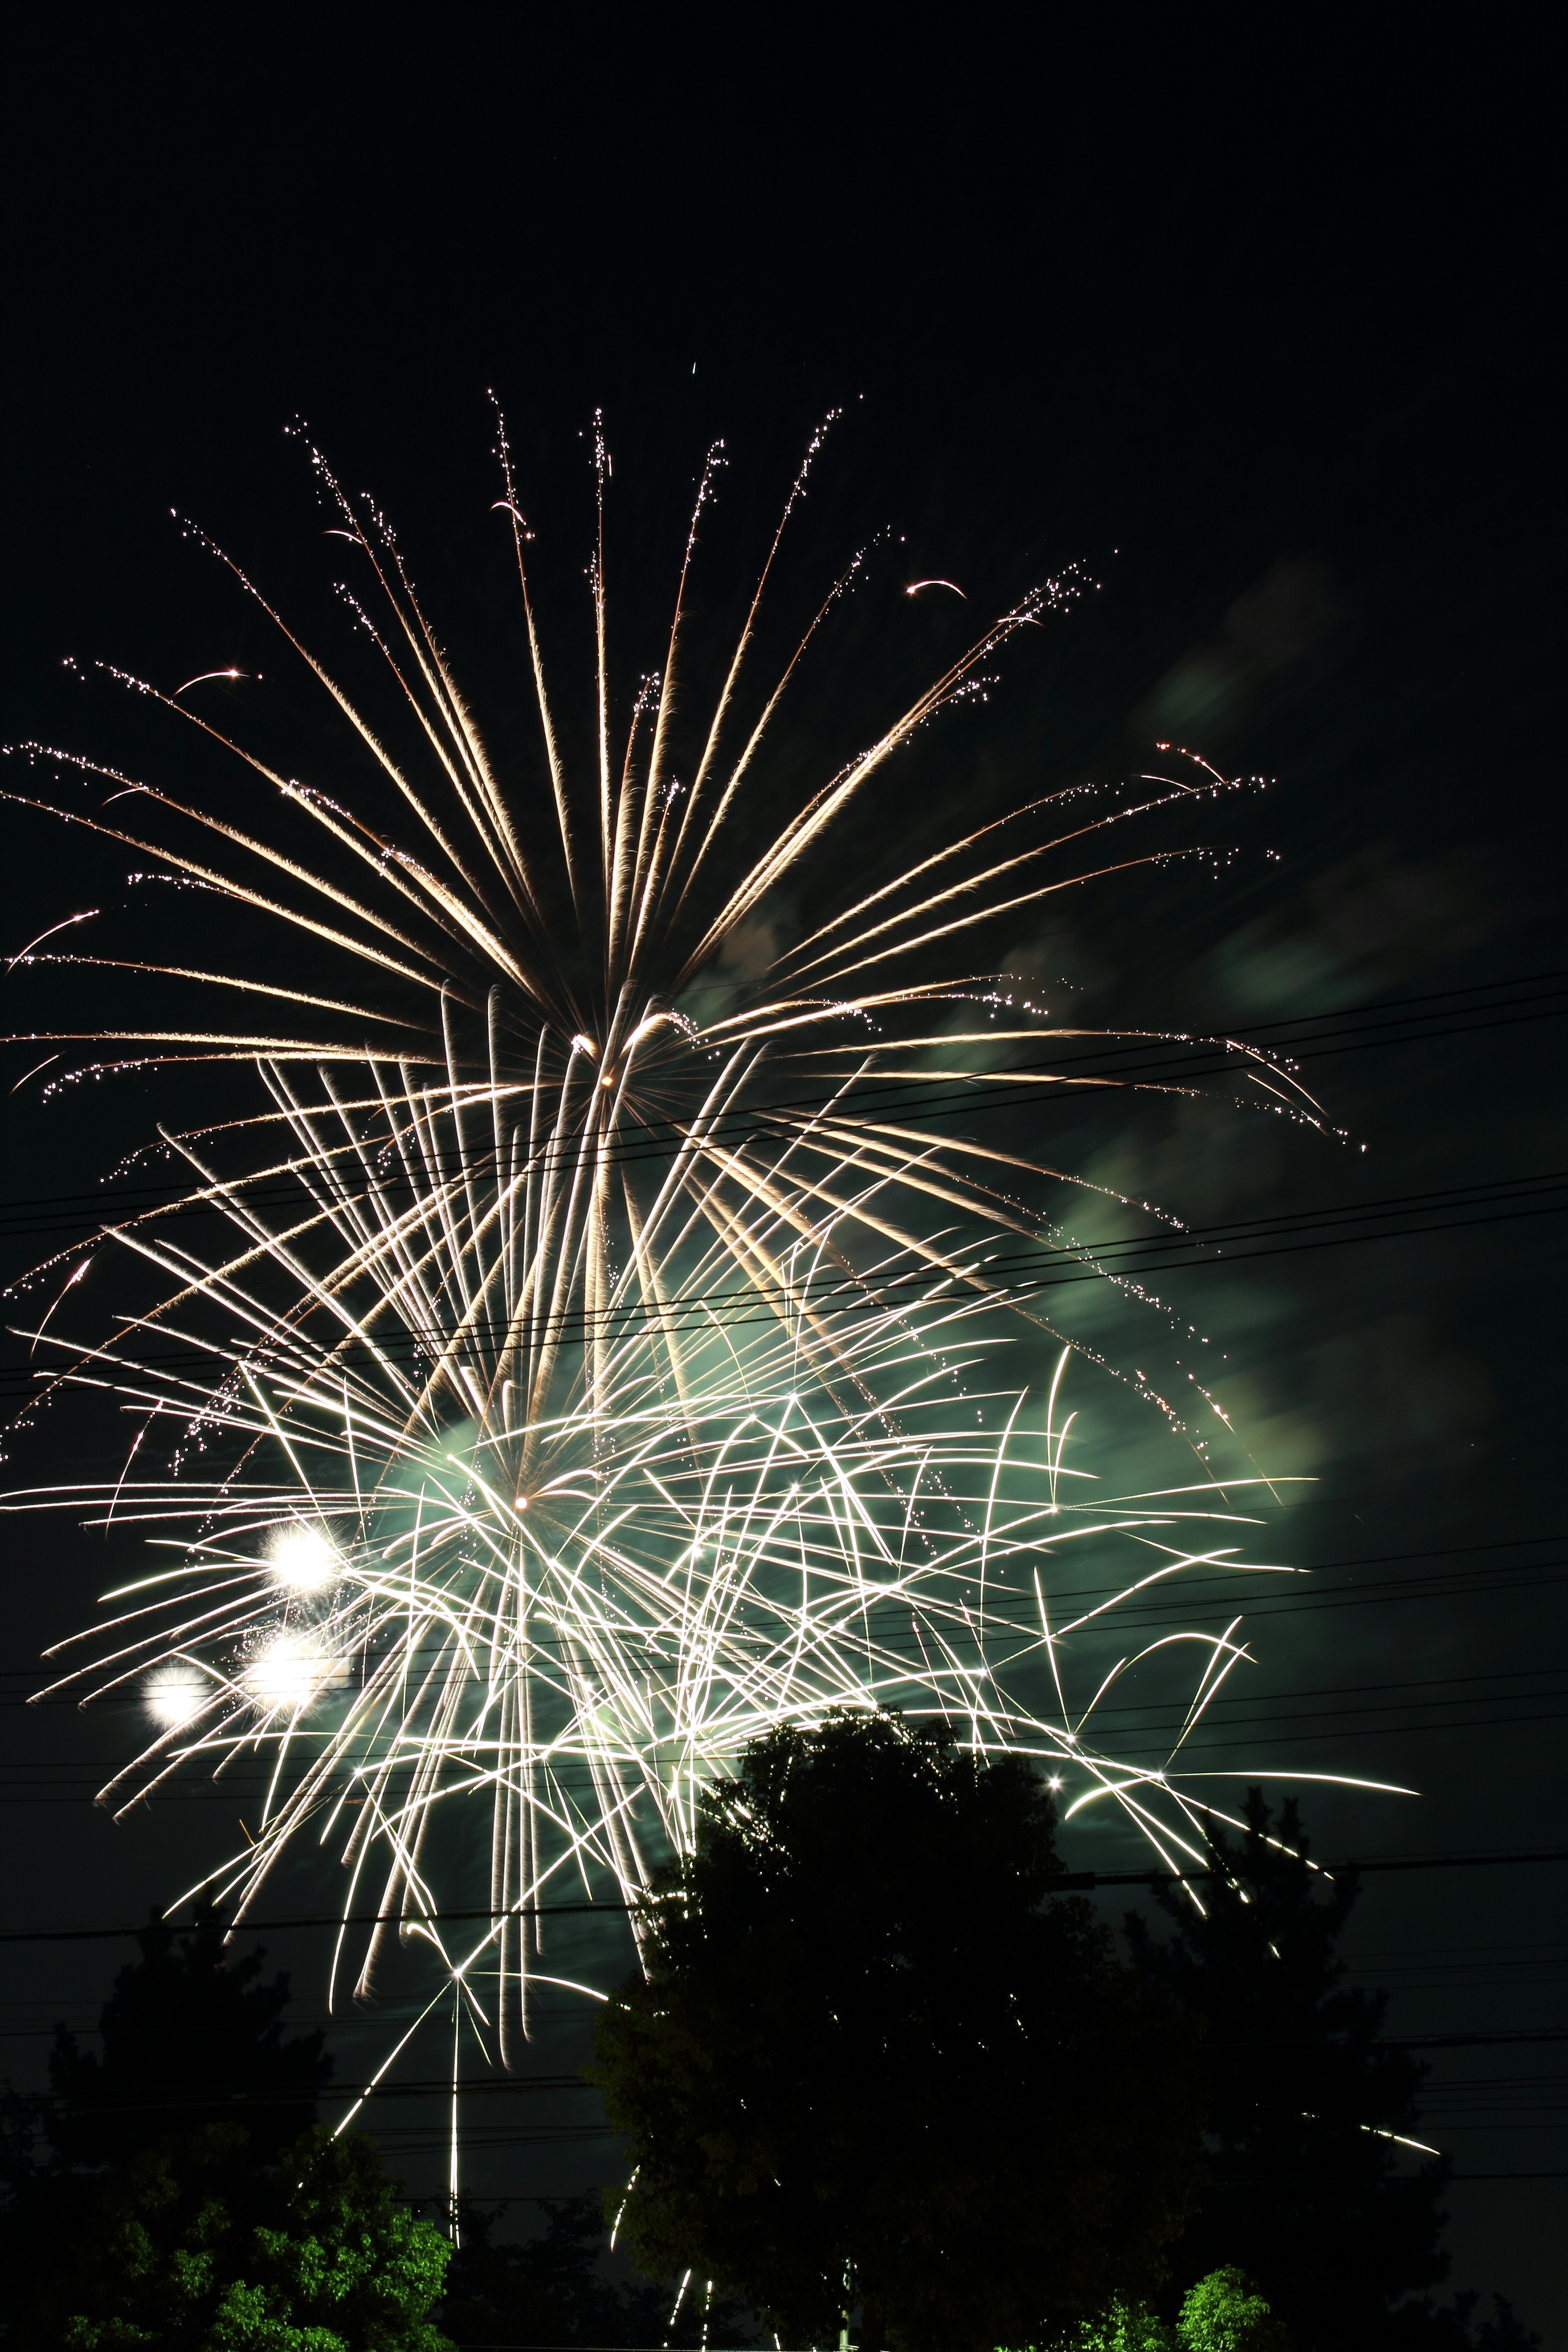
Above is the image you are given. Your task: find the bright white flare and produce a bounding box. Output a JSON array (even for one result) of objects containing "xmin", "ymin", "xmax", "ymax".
[
  {"xmin": 245, "ymin": 1633, "xmax": 336, "ymax": 1708},
  {"xmin": 268, "ymin": 1524, "xmax": 340, "ymax": 1592},
  {"xmin": 144, "ymin": 1666, "xmax": 206, "ymax": 1728}
]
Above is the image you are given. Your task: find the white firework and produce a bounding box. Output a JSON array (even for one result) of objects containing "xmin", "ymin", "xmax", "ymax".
[{"xmin": 1, "ymin": 412, "xmax": 1379, "ymax": 2107}]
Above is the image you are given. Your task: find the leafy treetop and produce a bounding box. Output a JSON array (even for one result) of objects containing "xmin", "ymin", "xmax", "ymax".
[
  {"xmin": 593, "ymin": 1708, "xmax": 1202, "ymax": 2352},
  {"xmin": 51, "ymin": 2121, "xmax": 452, "ymax": 2352}
]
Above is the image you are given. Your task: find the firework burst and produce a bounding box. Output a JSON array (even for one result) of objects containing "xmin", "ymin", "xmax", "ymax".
[{"xmin": 1, "ymin": 414, "xmax": 1378, "ymax": 2109}]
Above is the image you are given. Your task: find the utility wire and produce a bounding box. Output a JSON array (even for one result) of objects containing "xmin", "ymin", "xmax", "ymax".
[
  {"xmin": 11, "ymin": 1652, "xmax": 1559, "ymax": 1720},
  {"xmin": 5, "ymin": 1576, "xmax": 1563, "ymax": 1714},
  {"xmin": 3, "ymin": 1537, "xmax": 1561, "ymax": 1698},
  {"xmin": 5, "ymin": 1170, "xmax": 1563, "ymax": 1401},
  {"xmin": 0, "ymin": 1847, "xmax": 1561, "ymax": 1944},
  {"xmin": 10, "ymin": 2038, "xmax": 1568, "ymax": 2118},
  {"xmin": 3, "ymin": 966, "xmax": 1564, "ymax": 1242},
  {"xmin": 9, "ymin": 1667, "xmax": 1568, "ymax": 1785},
  {"xmin": 24, "ymin": 1169, "xmax": 1566, "ymax": 1328}
]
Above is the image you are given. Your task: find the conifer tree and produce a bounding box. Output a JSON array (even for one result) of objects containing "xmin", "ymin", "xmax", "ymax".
[
  {"xmin": 441, "ymin": 2192, "xmax": 753, "ymax": 2347},
  {"xmin": 48, "ymin": 1901, "xmax": 332, "ymax": 2170},
  {"xmin": 1, "ymin": 1906, "xmax": 451, "ymax": 2349},
  {"xmin": 1123, "ymin": 1791, "xmax": 1452, "ymax": 2351}
]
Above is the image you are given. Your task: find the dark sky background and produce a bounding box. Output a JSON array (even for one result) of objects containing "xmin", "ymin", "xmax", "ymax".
[{"xmin": 2, "ymin": 10, "xmax": 1563, "ymax": 2340}]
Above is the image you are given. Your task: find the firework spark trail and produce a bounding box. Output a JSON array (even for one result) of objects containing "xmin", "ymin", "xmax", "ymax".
[
  {"xmin": 9, "ymin": 1337, "xmax": 1323, "ymax": 2007},
  {"xmin": 0, "ymin": 415, "xmax": 1384, "ymax": 2137}
]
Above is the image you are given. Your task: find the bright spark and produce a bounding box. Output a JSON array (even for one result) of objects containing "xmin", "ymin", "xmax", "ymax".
[
  {"xmin": 245, "ymin": 1633, "xmax": 336, "ymax": 1708},
  {"xmin": 267, "ymin": 1524, "xmax": 340, "ymax": 1592},
  {"xmin": 145, "ymin": 1666, "xmax": 205, "ymax": 1728},
  {"xmin": 173, "ymin": 668, "xmax": 255, "ymax": 695}
]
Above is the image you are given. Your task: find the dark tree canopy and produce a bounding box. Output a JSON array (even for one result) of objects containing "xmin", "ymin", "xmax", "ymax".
[
  {"xmin": 592, "ymin": 1709, "xmax": 1202, "ymax": 2352},
  {"xmin": 1123, "ymin": 1791, "xmax": 1457, "ymax": 2352},
  {"xmin": 48, "ymin": 1902, "xmax": 332, "ymax": 2170},
  {"xmin": 441, "ymin": 2192, "xmax": 753, "ymax": 2348},
  {"xmin": 1, "ymin": 1907, "xmax": 451, "ymax": 2350}
]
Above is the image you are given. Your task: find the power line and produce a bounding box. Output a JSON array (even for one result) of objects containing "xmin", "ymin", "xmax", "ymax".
[
  {"xmin": 12, "ymin": 2040, "xmax": 1568, "ymax": 2112},
  {"xmin": 0, "ymin": 1895, "xmax": 631, "ymax": 1947},
  {"xmin": 9, "ymin": 1719, "xmax": 1567, "ymax": 1796},
  {"xmin": 5, "ymin": 1575, "xmax": 1563, "ymax": 1717},
  {"xmin": 8, "ymin": 1656, "xmax": 1566, "ymax": 1740},
  {"xmin": 17, "ymin": 2074, "xmax": 592, "ymax": 2114},
  {"xmin": 0, "ymin": 1847, "xmax": 1561, "ymax": 1945},
  {"xmin": 3, "ymin": 967, "xmax": 1565, "ymax": 1243},
  {"xmin": 44, "ymin": 1167, "xmax": 1568, "ymax": 1323},
  {"xmin": 4, "ymin": 1569, "xmax": 1564, "ymax": 1713},
  {"xmin": 1058, "ymin": 1850, "xmax": 1568, "ymax": 1890},
  {"xmin": 415, "ymin": 2176, "xmax": 1567, "ymax": 2196},
  {"xmin": 5, "ymin": 1537, "xmax": 1563, "ymax": 1724},
  {"xmin": 1321, "ymin": 2029, "xmax": 1568, "ymax": 2054},
  {"xmin": 10, "ymin": 1671, "xmax": 1568, "ymax": 1788},
  {"xmin": 5, "ymin": 1169, "xmax": 1563, "ymax": 1402},
  {"xmin": 2, "ymin": 1534, "xmax": 1559, "ymax": 1684}
]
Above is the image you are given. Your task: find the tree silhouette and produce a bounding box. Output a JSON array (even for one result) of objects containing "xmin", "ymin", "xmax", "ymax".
[
  {"xmin": 1121, "ymin": 1790, "xmax": 1529, "ymax": 2352},
  {"xmin": 46, "ymin": 1901, "xmax": 331, "ymax": 2170},
  {"xmin": 0, "ymin": 1906, "xmax": 453, "ymax": 2348},
  {"xmin": 592, "ymin": 1709, "xmax": 1202, "ymax": 2352},
  {"xmin": 441, "ymin": 2192, "xmax": 753, "ymax": 2347}
]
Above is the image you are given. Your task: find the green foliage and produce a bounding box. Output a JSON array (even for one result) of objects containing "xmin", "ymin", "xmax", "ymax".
[
  {"xmin": 592, "ymin": 1708, "xmax": 1203, "ymax": 2352},
  {"xmin": 2, "ymin": 1909, "xmax": 332, "ymax": 2340},
  {"xmin": 1176, "ymin": 2267, "xmax": 1292, "ymax": 2352},
  {"xmin": 1059, "ymin": 2294, "xmax": 1176, "ymax": 2350},
  {"xmin": 51, "ymin": 2123, "xmax": 451, "ymax": 2352},
  {"xmin": 1, "ymin": 1915, "xmax": 447, "ymax": 2351},
  {"xmin": 1002, "ymin": 2264, "xmax": 1292, "ymax": 2352},
  {"xmin": 217, "ymin": 2126, "xmax": 451, "ymax": 2351},
  {"xmin": 1123, "ymin": 1791, "xmax": 1447, "ymax": 2350}
]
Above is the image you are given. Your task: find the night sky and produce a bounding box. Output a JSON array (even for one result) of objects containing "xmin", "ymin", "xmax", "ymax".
[{"xmin": 2, "ymin": 13, "xmax": 1563, "ymax": 2340}]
